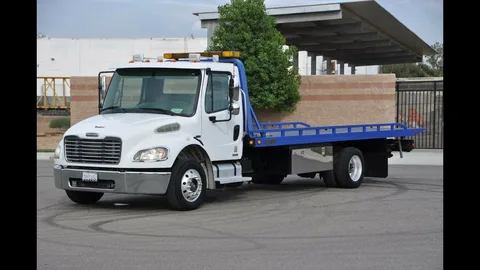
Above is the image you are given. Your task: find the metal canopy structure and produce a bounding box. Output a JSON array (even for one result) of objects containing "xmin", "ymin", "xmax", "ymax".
[{"xmin": 194, "ymin": 0, "xmax": 437, "ymax": 73}]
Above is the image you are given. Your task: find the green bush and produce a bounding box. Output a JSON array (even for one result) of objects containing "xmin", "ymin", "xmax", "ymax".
[{"xmin": 49, "ymin": 117, "xmax": 70, "ymax": 129}]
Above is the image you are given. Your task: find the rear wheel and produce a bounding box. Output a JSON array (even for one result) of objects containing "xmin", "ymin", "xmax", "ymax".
[
  {"xmin": 65, "ymin": 190, "xmax": 103, "ymax": 204},
  {"xmin": 167, "ymin": 159, "xmax": 207, "ymax": 211},
  {"xmin": 333, "ymin": 147, "xmax": 365, "ymax": 188}
]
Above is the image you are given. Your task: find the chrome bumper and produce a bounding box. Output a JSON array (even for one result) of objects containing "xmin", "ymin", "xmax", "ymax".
[{"xmin": 53, "ymin": 165, "xmax": 171, "ymax": 195}]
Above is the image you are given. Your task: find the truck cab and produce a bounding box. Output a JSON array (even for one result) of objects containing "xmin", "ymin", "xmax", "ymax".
[{"xmin": 54, "ymin": 52, "xmax": 247, "ymax": 210}]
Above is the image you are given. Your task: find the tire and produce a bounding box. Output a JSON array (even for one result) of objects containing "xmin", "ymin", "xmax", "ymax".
[
  {"xmin": 333, "ymin": 147, "xmax": 365, "ymax": 189},
  {"xmin": 167, "ymin": 159, "xmax": 207, "ymax": 211},
  {"xmin": 250, "ymin": 172, "xmax": 264, "ymax": 184},
  {"xmin": 265, "ymin": 174, "xmax": 285, "ymax": 185},
  {"xmin": 320, "ymin": 170, "xmax": 337, "ymax": 188},
  {"xmin": 65, "ymin": 190, "xmax": 103, "ymax": 204}
]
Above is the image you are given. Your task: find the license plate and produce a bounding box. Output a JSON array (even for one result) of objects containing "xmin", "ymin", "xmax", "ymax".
[{"xmin": 82, "ymin": 172, "xmax": 98, "ymax": 182}]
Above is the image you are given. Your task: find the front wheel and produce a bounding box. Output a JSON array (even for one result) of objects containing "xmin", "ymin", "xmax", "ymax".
[
  {"xmin": 167, "ymin": 159, "xmax": 207, "ymax": 211},
  {"xmin": 65, "ymin": 190, "xmax": 103, "ymax": 204}
]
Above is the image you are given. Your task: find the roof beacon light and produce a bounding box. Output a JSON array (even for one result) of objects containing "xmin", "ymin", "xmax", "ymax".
[
  {"xmin": 189, "ymin": 53, "xmax": 201, "ymax": 62},
  {"xmin": 163, "ymin": 51, "xmax": 240, "ymax": 60}
]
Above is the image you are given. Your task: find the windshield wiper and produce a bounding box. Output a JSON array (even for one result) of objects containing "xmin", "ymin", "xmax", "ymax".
[
  {"xmin": 100, "ymin": 106, "xmax": 127, "ymax": 113},
  {"xmin": 134, "ymin": 107, "xmax": 185, "ymax": 116}
]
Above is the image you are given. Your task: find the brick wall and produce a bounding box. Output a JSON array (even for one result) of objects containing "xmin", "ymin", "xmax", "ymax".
[
  {"xmin": 37, "ymin": 115, "xmax": 55, "ymax": 134},
  {"xmin": 255, "ymin": 74, "xmax": 397, "ymax": 126},
  {"xmin": 37, "ymin": 135, "xmax": 63, "ymax": 150},
  {"xmin": 37, "ymin": 114, "xmax": 66, "ymax": 134},
  {"xmin": 70, "ymin": 74, "xmax": 396, "ymax": 127}
]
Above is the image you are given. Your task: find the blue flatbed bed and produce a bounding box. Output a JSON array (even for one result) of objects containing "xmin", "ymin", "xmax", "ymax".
[
  {"xmin": 249, "ymin": 121, "xmax": 424, "ymax": 147},
  {"xmin": 219, "ymin": 58, "xmax": 425, "ymax": 148}
]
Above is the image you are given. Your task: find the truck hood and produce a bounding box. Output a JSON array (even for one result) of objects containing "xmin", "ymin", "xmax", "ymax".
[{"xmin": 65, "ymin": 113, "xmax": 181, "ymax": 139}]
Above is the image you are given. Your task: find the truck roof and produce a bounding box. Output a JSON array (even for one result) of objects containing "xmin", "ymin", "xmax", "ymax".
[{"xmin": 116, "ymin": 61, "xmax": 235, "ymax": 72}]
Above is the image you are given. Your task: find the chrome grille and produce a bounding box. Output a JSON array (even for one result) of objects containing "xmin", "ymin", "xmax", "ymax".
[{"xmin": 64, "ymin": 136, "xmax": 122, "ymax": 164}]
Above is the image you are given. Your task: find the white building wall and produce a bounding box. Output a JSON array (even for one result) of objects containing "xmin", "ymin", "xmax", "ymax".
[
  {"xmin": 36, "ymin": 38, "xmax": 378, "ymax": 98},
  {"xmin": 37, "ymin": 38, "xmax": 209, "ymax": 77}
]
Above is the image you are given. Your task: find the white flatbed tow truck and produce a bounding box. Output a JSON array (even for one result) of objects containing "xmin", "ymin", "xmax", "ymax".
[{"xmin": 53, "ymin": 51, "xmax": 423, "ymax": 211}]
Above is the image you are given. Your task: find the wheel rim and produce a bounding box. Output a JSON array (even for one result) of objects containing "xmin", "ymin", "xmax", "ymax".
[
  {"xmin": 181, "ymin": 169, "xmax": 203, "ymax": 202},
  {"xmin": 348, "ymin": 155, "xmax": 363, "ymax": 182}
]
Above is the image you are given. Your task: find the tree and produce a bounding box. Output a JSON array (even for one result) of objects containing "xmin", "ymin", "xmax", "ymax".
[
  {"xmin": 208, "ymin": 0, "xmax": 301, "ymax": 112},
  {"xmin": 37, "ymin": 32, "xmax": 47, "ymax": 39},
  {"xmin": 426, "ymin": 42, "xmax": 443, "ymax": 73},
  {"xmin": 381, "ymin": 42, "xmax": 443, "ymax": 78}
]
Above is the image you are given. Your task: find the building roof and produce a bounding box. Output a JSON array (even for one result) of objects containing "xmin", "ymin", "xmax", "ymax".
[{"xmin": 194, "ymin": 0, "xmax": 437, "ymax": 66}]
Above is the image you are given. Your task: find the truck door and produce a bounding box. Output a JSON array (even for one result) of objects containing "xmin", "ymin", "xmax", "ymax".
[{"xmin": 201, "ymin": 70, "xmax": 243, "ymax": 162}]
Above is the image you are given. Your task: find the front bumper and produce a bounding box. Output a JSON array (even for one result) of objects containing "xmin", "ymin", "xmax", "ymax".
[{"xmin": 53, "ymin": 165, "xmax": 171, "ymax": 195}]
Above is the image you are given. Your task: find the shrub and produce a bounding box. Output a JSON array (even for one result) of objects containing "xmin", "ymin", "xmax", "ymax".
[{"xmin": 49, "ymin": 117, "xmax": 70, "ymax": 129}]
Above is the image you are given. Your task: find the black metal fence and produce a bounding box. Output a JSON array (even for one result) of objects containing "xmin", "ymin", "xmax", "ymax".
[{"xmin": 396, "ymin": 79, "xmax": 444, "ymax": 149}]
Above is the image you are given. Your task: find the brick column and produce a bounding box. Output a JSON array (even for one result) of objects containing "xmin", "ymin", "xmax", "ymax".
[{"xmin": 70, "ymin": 76, "xmax": 100, "ymax": 125}]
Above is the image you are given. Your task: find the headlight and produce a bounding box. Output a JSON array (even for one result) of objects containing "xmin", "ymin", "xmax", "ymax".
[
  {"xmin": 133, "ymin": 147, "xmax": 168, "ymax": 162},
  {"xmin": 54, "ymin": 143, "xmax": 61, "ymax": 159}
]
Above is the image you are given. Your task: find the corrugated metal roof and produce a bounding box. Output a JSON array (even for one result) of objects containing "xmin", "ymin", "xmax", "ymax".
[{"xmin": 194, "ymin": 0, "xmax": 437, "ymax": 66}]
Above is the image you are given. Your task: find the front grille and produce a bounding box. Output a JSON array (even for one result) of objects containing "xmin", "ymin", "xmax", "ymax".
[{"xmin": 64, "ymin": 136, "xmax": 122, "ymax": 165}]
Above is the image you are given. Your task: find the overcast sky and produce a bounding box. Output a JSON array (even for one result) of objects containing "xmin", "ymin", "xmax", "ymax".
[{"xmin": 37, "ymin": 0, "xmax": 443, "ymax": 45}]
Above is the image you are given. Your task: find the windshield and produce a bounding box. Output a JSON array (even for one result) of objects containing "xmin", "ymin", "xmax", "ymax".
[{"xmin": 101, "ymin": 68, "xmax": 202, "ymax": 116}]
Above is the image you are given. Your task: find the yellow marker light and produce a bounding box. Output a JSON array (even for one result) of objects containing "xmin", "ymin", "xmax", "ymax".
[
  {"xmin": 257, "ymin": 140, "xmax": 261, "ymax": 145},
  {"xmin": 249, "ymin": 140, "xmax": 254, "ymax": 145},
  {"xmin": 222, "ymin": 51, "xmax": 240, "ymax": 58},
  {"xmin": 144, "ymin": 59, "xmax": 150, "ymax": 62},
  {"xmin": 129, "ymin": 60, "xmax": 134, "ymax": 63}
]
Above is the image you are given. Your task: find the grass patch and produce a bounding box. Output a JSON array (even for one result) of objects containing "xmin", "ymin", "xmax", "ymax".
[{"xmin": 37, "ymin": 149, "xmax": 55, "ymax": 152}]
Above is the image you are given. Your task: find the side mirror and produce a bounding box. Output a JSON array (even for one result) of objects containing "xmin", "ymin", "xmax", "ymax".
[
  {"xmin": 98, "ymin": 76, "xmax": 106, "ymax": 107},
  {"xmin": 97, "ymin": 71, "xmax": 114, "ymax": 112},
  {"xmin": 231, "ymin": 86, "xmax": 240, "ymax": 101},
  {"xmin": 228, "ymin": 77, "xmax": 234, "ymax": 101},
  {"xmin": 230, "ymin": 101, "xmax": 240, "ymax": 115}
]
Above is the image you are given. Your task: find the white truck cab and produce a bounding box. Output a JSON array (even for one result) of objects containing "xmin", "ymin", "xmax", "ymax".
[{"xmin": 54, "ymin": 52, "xmax": 246, "ymax": 210}]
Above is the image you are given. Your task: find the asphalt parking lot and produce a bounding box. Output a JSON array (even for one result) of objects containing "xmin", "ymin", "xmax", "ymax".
[{"xmin": 37, "ymin": 160, "xmax": 443, "ymax": 270}]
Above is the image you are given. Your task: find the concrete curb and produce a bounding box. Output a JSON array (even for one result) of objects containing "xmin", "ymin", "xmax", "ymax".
[
  {"xmin": 37, "ymin": 152, "xmax": 54, "ymax": 161},
  {"xmin": 388, "ymin": 149, "xmax": 443, "ymax": 166}
]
